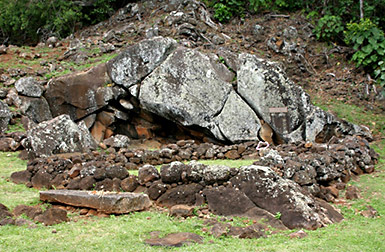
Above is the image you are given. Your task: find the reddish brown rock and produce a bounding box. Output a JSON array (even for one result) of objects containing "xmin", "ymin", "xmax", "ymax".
[
  {"xmin": 13, "ymin": 205, "xmax": 43, "ymax": 219},
  {"xmin": 121, "ymin": 175, "xmax": 139, "ymax": 192},
  {"xmin": 34, "ymin": 207, "xmax": 68, "ymax": 226},
  {"xmin": 345, "ymin": 185, "xmax": 360, "ymax": 200},
  {"xmin": 289, "ymin": 230, "xmax": 308, "ymax": 239},
  {"xmin": 91, "ymin": 121, "xmax": 107, "ymax": 143},
  {"xmin": 40, "ymin": 190, "xmax": 152, "ymax": 214},
  {"xmin": 31, "ymin": 170, "xmax": 53, "ymax": 189},
  {"xmin": 224, "ymin": 150, "xmax": 240, "ymax": 159},
  {"xmin": 147, "ymin": 181, "xmax": 168, "ymax": 200},
  {"xmin": 145, "ymin": 232, "xmax": 203, "ymax": 247},
  {"xmin": 10, "ymin": 170, "xmax": 32, "ymax": 184},
  {"xmin": 156, "ymin": 183, "xmax": 203, "ymax": 207},
  {"xmin": 44, "ymin": 63, "xmax": 113, "ymax": 120},
  {"xmin": 228, "ymin": 224, "xmax": 266, "ymax": 239},
  {"xmin": 138, "ymin": 165, "xmax": 160, "ymax": 184},
  {"xmin": 169, "ymin": 205, "xmax": 195, "ymax": 218}
]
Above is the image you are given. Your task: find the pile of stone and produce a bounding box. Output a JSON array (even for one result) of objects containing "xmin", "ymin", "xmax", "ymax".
[
  {"xmin": 0, "ymin": 131, "xmax": 26, "ymax": 152},
  {"xmin": 0, "ymin": 203, "xmax": 68, "ymax": 227},
  {"xmin": 10, "ymin": 134, "xmax": 377, "ymax": 229},
  {"xmin": 12, "ymin": 134, "xmax": 377, "ymax": 194},
  {"xmin": 255, "ymin": 135, "xmax": 379, "ymax": 202}
]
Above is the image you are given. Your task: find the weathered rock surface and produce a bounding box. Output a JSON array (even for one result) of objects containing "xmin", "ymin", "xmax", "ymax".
[
  {"xmin": 107, "ymin": 36, "xmax": 178, "ymax": 90},
  {"xmin": 40, "ymin": 190, "xmax": 152, "ymax": 214},
  {"xmin": 0, "ymin": 100, "xmax": 12, "ymax": 133},
  {"xmin": 44, "ymin": 63, "xmax": 116, "ymax": 120},
  {"xmin": 237, "ymin": 53, "xmax": 371, "ymax": 143},
  {"xmin": 103, "ymin": 134, "xmax": 131, "ymax": 148},
  {"xmin": 15, "ymin": 77, "xmax": 43, "ymax": 98},
  {"xmin": 230, "ymin": 165, "xmax": 343, "ymax": 229},
  {"xmin": 19, "ymin": 96, "xmax": 52, "ymax": 123},
  {"xmin": 139, "ymin": 46, "xmax": 260, "ymax": 142},
  {"xmin": 25, "ymin": 114, "xmax": 97, "ymax": 157}
]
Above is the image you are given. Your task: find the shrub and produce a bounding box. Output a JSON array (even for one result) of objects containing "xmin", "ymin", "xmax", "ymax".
[
  {"xmin": 314, "ymin": 15, "xmax": 344, "ymax": 42},
  {"xmin": 344, "ymin": 19, "xmax": 385, "ymax": 88},
  {"xmin": 212, "ymin": 0, "xmax": 245, "ymax": 23}
]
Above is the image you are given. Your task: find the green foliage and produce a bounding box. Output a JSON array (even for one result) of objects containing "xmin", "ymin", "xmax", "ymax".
[
  {"xmin": 344, "ymin": 19, "xmax": 385, "ymax": 88},
  {"xmin": 0, "ymin": 0, "xmax": 122, "ymax": 45},
  {"xmin": 314, "ymin": 15, "xmax": 344, "ymax": 42},
  {"xmin": 248, "ymin": 0, "xmax": 272, "ymax": 12},
  {"xmin": 212, "ymin": 0, "xmax": 245, "ymax": 23}
]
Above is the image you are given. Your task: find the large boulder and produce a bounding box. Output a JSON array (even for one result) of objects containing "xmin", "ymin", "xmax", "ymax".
[
  {"xmin": 139, "ymin": 47, "xmax": 260, "ymax": 142},
  {"xmin": 107, "ymin": 36, "xmax": 178, "ymax": 91},
  {"xmin": 44, "ymin": 63, "xmax": 120, "ymax": 121},
  {"xmin": 0, "ymin": 100, "xmax": 12, "ymax": 133},
  {"xmin": 237, "ymin": 54, "xmax": 371, "ymax": 142},
  {"xmin": 230, "ymin": 165, "xmax": 343, "ymax": 229},
  {"xmin": 25, "ymin": 114, "xmax": 97, "ymax": 158}
]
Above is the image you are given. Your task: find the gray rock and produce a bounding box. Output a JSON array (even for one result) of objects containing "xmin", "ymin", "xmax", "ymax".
[
  {"xmin": 15, "ymin": 77, "xmax": 43, "ymax": 97},
  {"xmin": 237, "ymin": 53, "xmax": 371, "ymax": 142},
  {"xmin": 214, "ymin": 90, "xmax": 260, "ymax": 142},
  {"xmin": 40, "ymin": 190, "xmax": 152, "ymax": 214},
  {"xmin": 103, "ymin": 134, "xmax": 131, "ymax": 148},
  {"xmin": 19, "ymin": 96, "xmax": 52, "ymax": 123},
  {"xmin": 202, "ymin": 165, "xmax": 231, "ymax": 184},
  {"xmin": 160, "ymin": 161, "xmax": 185, "ymax": 184},
  {"xmin": 139, "ymin": 47, "xmax": 237, "ymax": 141},
  {"xmin": 186, "ymin": 160, "xmax": 207, "ymax": 182},
  {"xmin": 26, "ymin": 114, "xmax": 97, "ymax": 158},
  {"xmin": 230, "ymin": 165, "xmax": 343, "ymax": 229},
  {"xmin": 107, "ymin": 37, "xmax": 177, "ymax": 90},
  {"xmin": 237, "ymin": 54, "xmax": 305, "ymax": 139},
  {"xmin": 0, "ymin": 100, "xmax": 12, "ymax": 133}
]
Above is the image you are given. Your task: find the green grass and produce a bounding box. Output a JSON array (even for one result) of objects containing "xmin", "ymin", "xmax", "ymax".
[
  {"xmin": 312, "ymin": 98, "xmax": 385, "ymax": 137},
  {"xmin": 0, "ymin": 152, "xmax": 39, "ymax": 208}
]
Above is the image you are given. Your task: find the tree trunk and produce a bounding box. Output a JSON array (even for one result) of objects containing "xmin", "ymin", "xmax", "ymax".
[{"xmin": 360, "ymin": 0, "xmax": 364, "ymax": 19}]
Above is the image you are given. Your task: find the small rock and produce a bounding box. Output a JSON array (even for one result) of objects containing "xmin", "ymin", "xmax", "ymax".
[
  {"xmin": 289, "ymin": 230, "xmax": 308, "ymax": 239},
  {"xmin": 210, "ymin": 222, "xmax": 230, "ymax": 238},
  {"xmin": 34, "ymin": 207, "xmax": 68, "ymax": 226},
  {"xmin": 144, "ymin": 232, "xmax": 203, "ymax": 247},
  {"xmin": 360, "ymin": 205, "xmax": 378, "ymax": 218},
  {"xmin": 169, "ymin": 205, "xmax": 195, "ymax": 218},
  {"xmin": 345, "ymin": 185, "xmax": 360, "ymax": 200}
]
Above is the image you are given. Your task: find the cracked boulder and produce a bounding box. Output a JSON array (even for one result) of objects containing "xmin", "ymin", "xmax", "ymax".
[
  {"xmin": 237, "ymin": 54, "xmax": 371, "ymax": 142},
  {"xmin": 107, "ymin": 36, "xmax": 178, "ymax": 91},
  {"xmin": 25, "ymin": 114, "xmax": 97, "ymax": 158},
  {"xmin": 139, "ymin": 47, "xmax": 260, "ymax": 142}
]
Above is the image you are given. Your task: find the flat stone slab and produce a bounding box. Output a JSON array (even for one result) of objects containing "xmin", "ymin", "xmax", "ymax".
[{"xmin": 40, "ymin": 190, "xmax": 152, "ymax": 214}]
